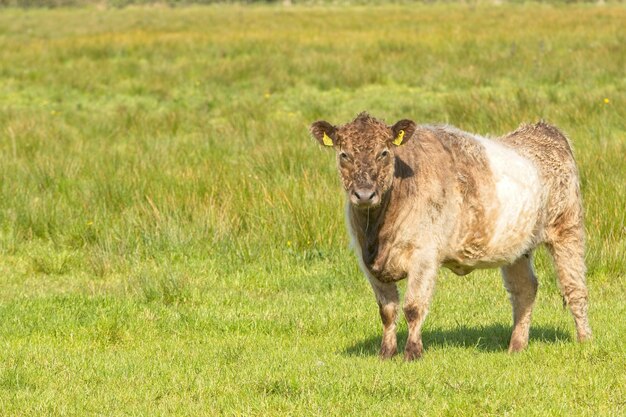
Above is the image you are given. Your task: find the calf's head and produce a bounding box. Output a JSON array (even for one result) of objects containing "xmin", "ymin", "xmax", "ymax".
[{"xmin": 310, "ymin": 112, "xmax": 416, "ymax": 208}]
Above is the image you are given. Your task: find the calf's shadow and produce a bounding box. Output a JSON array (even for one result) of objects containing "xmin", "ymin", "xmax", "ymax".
[{"xmin": 344, "ymin": 323, "xmax": 570, "ymax": 356}]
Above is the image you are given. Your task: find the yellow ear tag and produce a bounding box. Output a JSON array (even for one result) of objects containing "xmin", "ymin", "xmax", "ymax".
[
  {"xmin": 392, "ymin": 129, "xmax": 405, "ymax": 146},
  {"xmin": 322, "ymin": 132, "xmax": 334, "ymax": 147}
]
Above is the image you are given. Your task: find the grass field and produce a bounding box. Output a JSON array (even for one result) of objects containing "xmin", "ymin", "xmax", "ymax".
[{"xmin": 0, "ymin": 3, "xmax": 625, "ymax": 415}]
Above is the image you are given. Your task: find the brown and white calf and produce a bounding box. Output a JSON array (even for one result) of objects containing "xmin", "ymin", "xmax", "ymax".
[{"xmin": 310, "ymin": 112, "xmax": 591, "ymax": 361}]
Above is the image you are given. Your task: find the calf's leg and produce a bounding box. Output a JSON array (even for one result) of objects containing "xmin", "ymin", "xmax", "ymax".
[
  {"xmin": 403, "ymin": 260, "xmax": 437, "ymax": 361},
  {"xmin": 501, "ymin": 254, "xmax": 538, "ymax": 352},
  {"xmin": 368, "ymin": 278, "xmax": 399, "ymax": 359},
  {"xmin": 547, "ymin": 231, "xmax": 591, "ymax": 342}
]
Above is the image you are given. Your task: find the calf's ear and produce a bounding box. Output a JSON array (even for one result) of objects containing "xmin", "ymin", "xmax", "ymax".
[
  {"xmin": 390, "ymin": 119, "xmax": 416, "ymax": 146},
  {"xmin": 310, "ymin": 120, "xmax": 337, "ymax": 147}
]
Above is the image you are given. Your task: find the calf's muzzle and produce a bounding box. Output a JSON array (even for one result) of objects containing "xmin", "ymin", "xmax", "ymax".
[{"xmin": 351, "ymin": 187, "xmax": 379, "ymax": 207}]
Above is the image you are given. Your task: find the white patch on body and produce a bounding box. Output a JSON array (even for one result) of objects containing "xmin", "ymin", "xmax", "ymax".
[{"xmin": 473, "ymin": 135, "xmax": 542, "ymax": 256}]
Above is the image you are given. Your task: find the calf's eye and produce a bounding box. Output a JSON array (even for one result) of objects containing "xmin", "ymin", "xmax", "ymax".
[
  {"xmin": 380, "ymin": 150, "xmax": 390, "ymax": 158},
  {"xmin": 340, "ymin": 152, "xmax": 349, "ymax": 160}
]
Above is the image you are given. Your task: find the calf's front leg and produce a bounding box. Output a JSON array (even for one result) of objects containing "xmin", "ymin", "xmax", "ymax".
[
  {"xmin": 403, "ymin": 259, "xmax": 437, "ymax": 361},
  {"xmin": 368, "ymin": 278, "xmax": 399, "ymax": 359}
]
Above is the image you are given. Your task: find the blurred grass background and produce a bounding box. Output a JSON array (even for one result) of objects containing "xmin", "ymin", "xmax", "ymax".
[
  {"xmin": 2, "ymin": 0, "xmax": 620, "ymax": 8},
  {"xmin": 0, "ymin": 3, "xmax": 624, "ymax": 415}
]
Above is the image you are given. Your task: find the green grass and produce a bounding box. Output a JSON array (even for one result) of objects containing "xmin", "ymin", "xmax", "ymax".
[{"xmin": 0, "ymin": 3, "xmax": 625, "ymax": 415}]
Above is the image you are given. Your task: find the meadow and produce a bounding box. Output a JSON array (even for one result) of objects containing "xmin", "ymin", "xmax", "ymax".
[{"xmin": 0, "ymin": 3, "xmax": 625, "ymax": 415}]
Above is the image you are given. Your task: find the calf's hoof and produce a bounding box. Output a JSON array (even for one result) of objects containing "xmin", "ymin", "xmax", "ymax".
[
  {"xmin": 577, "ymin": 328, "xmax": 592, "ymax": 343},
  {"xmin": 379, "ymin": 343, "xmax": 397, "ymax": 359},
  {"xmin": 507, "ymin": 338, "xmax": 528, "ymax": 353},
  {"xmin": 403, "ymin": 341, "xmax": 423, "ymax": 361}
]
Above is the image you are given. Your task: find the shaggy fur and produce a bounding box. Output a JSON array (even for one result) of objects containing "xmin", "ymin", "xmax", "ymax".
[{"xmin": 310, "ymin": 112, "xmax": 591, "ymax": 360}]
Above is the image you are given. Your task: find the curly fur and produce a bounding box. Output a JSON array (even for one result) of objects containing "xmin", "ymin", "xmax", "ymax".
[{"xmin": 309, "ymin": 113, "xmax": 591, "ymax": 360}]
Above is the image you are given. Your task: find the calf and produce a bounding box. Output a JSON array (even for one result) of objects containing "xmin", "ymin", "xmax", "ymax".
[{"xmin": 310, "ymin": 112, "xmax": 591, "ymax": 360}]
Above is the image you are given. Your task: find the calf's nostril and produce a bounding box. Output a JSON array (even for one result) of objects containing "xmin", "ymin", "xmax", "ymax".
[
  {"xmin": 353, "ymin": 191, "xmax": 361, "ymax": 200},
  {"xmin": 368, "ymin": 191, "xmax": 376, "ymax": 200}
]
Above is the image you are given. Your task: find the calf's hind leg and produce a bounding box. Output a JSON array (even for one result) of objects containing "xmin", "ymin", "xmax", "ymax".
[
  {"xmin": 547, "ymin": 233, "xmax": 592, "ymax": 342},
  {"xmin": 501, "ymin": 254, "xmax": 538, "ymax": 353}
]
